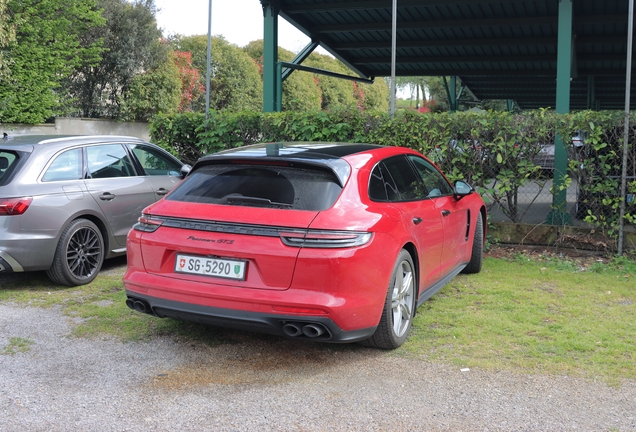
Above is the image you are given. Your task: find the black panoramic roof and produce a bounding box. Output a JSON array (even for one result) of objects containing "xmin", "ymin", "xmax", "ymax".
[
  {"xmin": 203, "ymin": 141, "xmax": 383, "ymax": 160},
  {"xmin": 272, "ymin": 0, "xmax": 635, "ymax": 110},
  {"xmin": 197, "ymin": 142, "xmax": 384, "ymax": 186}
]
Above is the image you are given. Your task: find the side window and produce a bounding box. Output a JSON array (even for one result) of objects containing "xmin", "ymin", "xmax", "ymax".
[
  {"xmin": 42, "ymin": 148, "xmax": 82, "ymax": 182},
  {"xmin": 87, "ymin": 144, "xmax": 134, "ymax": 179},
  {"xmin": 382, "ymin": 156, "xmax": 427, "ymax": 201},
  {"xmin": 408, "ymin": 156, "xmax": 453, "ymax": 198},
  {"xmin": 128, "ymin": 144, "xmax": 182, "ymax": 176}
]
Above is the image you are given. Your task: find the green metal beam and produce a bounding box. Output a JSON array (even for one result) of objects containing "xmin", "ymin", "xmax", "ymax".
[
  {"xmin": 546, "ymin": 0, "xmax": 573, "ymax": 226},
  {"xmin": 262, "ymin": 0, "xmax": 279, "ymax": 112},
  {"xmin": 281, "ymin": 41, "xmax": 319, "ymax": 82},
  {"xmin": 276, "ymin": 62, "xmax": 375, "ymax": 112}
]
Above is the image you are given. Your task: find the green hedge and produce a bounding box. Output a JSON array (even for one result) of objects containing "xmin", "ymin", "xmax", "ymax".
[{"xmin": 150, "ymin": 109, "xmax": 635, "ymax": 241}]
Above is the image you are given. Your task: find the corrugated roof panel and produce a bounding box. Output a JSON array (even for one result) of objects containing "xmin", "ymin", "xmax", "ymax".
[{"xmin": 276, "ymin": 0, "xmax": 634, "ymax": 109}]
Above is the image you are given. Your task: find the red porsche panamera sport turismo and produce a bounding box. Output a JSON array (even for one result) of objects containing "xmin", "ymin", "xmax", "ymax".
[{"xmin": 123, "ymin": 142, "xmax": 486, "ymax": 349}]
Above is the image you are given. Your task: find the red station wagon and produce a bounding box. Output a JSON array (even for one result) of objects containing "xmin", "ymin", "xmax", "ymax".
[{"xmin": 123, "ymin": 142, "xmax": 486, "ymax": 349}]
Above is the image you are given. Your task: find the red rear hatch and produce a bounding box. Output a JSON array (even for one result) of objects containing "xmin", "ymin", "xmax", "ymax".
[{"xmin": 137, "ymin": 201, "xmax": 318, "ymax": 290}]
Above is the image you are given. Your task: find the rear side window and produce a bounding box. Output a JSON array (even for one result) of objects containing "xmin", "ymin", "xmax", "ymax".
[
  {"xmin": 0, "ymin": 151, "xmax": 19, "ymax": 185},
  {"xmin": 167, "ymin": 163, "xmax": 342, "ymax": 211},
  {"xmin": 42, "ymin": 148, "xmax": 83, "ymax": 182}
]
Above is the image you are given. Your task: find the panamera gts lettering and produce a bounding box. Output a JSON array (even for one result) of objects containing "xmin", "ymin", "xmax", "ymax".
[{"xmin": 187, "ymin": 236, "xmax": 234, "ymax": 244}]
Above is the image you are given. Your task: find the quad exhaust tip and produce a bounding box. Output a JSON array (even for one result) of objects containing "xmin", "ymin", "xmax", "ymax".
[
  {"xmin": 282, "ymin": 322, "xmax": 329, "ymax": 339},
  {"xmin": 126, "ymin": 297, "xmax": 153, "ymax": 315}
]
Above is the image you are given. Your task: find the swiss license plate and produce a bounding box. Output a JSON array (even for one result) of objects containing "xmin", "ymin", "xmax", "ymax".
[{"xmin": 175, "ymin": 254, "xmax": 246, "ymax": 280}]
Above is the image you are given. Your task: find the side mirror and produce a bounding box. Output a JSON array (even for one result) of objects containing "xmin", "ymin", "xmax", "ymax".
[
  {"xmin": 454, "ymin": 180, "xmax": 474, "ymax": 200},
  {"xmin": 180, "ymin": 164, "xmax": 192, "ymax": 178}
]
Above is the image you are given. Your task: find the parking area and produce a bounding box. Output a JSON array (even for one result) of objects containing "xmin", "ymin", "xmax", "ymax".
[{"xmin": 1, "ymin": 262, "xmax": 635, "ymax": 431}]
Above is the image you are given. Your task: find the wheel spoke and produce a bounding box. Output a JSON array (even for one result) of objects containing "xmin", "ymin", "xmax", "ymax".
[
  {"xmin": 66, "ymin": 227, "xmax": 102, "ymax": 279},
  {"xmin": 391, "ymin": 259, "xmax": 414, "ymax": 337}
]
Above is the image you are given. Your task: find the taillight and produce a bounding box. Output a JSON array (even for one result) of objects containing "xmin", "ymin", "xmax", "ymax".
[
  {"xmin": 133, "ymin": 214, "xmax": 165, "ymax": 233},
  {"xmin": 0, "ymin": 197, "xmax": 33, "ymax": 216},
  {"xmin": 279, "ymin": 230, "xmax": 372, "ymax": 248}
]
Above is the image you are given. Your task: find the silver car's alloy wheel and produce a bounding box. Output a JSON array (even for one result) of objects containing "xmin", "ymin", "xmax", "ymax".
[
  {"xmin": 66, "ymin": 226, "xmax": 102, "ymax": 279},
  {"xmin": 391, "ymin": 259, "xmax": 414, "ymax": 338},
  {"xmin": 47, "ymin": 218, "xmax": 104, "ymax": 286}
]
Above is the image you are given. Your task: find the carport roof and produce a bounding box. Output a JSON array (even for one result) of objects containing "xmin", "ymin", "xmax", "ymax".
[{"xmin": 273, "ymin": 0, "xmax": 635, "ymax": 110}]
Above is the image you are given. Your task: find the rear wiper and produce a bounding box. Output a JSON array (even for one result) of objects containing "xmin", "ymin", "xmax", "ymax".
[{"xmin": 225, "ymin": 196, "xmax": 293, "ymax": 209}]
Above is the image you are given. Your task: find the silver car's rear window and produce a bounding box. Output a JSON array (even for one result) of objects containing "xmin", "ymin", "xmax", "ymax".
[
  {"xmin": 166, "ymin": 163, "xmax": 342, "ymax": 211},
  {"xmin": 0, "ymin": 151, "xmax": 19, "ymax": 185}
]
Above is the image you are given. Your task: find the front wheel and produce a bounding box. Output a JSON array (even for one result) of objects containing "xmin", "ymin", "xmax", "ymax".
[
  {"xmin": 46, "ymin": 218, "xmax": 104, "ymax": 286},
  {"xmin": 361, "ymin": 250, "xmax": 416, "ymax": 350}
]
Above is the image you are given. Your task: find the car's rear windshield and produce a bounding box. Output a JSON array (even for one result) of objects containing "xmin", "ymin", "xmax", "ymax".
[
  {"xmin": 166, "ymin": 163, "xmax": 343, "ymax": 211},
  {"xmin": 0, "ymin": 150, "xmax": 19, "ymax": 186}
]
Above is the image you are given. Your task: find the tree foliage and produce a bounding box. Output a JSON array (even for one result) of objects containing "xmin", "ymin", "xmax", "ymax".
[
  {"xmin": 0, "ymin": 0, "xmax": 16, "ymax": 76},
  {"xmin": 118, "ymin": 51, "xmax": 181, "ymax": 122},
  {"xmin": 173, "ymin": 51, "xmax": 205, "ymax": 112},
  {"xmin": 169, "ymin": 35, "xmax": 262, "ymax": 112},
  {"xmin": 64, "ymin": 0, "xmax": 166, "ymax": 118},
  {"xmin": 243, "ymin": 40, "xmax": 321, "ymax": 112},
  {"xmin": 0, "ymin": 0, "xmax": 105, "ymax": 123}
]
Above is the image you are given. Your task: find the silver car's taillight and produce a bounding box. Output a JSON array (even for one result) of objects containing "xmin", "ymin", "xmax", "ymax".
[
  {"xmin": 0, "ymin": 197, "xmax": 33, "ymax": 216},
  {"xmin": 279, "ymin": 230, "xmax": 372, "ymax": 248},
  {"xmin": 133, "ymin": 214, "xmax": 165, "ymax": 233}
]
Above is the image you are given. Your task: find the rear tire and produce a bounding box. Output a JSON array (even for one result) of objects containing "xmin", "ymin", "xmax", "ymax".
[
  {"xmin": 46, "ymin": 218, "xmax": 104, "ymax": 286},
  {"xmin": 361, "ymin": 250, "xmax": 416, "ymax": 350},
  {"xmin": 462, "ymin": 212, "xmax": 483, "ymax": 274}
]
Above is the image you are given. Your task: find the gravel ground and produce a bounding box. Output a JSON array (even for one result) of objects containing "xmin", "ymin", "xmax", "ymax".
[{"xmin": 1, "ymin": 259, "xmax": 636, "ymax": 431}]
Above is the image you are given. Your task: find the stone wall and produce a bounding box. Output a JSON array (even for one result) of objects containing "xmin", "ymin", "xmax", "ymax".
[{"xmin": 1, "ymin": 118, "xmax": 151, "ymax": 141}]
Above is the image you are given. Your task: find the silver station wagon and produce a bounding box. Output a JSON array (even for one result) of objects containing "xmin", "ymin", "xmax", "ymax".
[{"xmin": 0, "ymin": 135, "xmax": 189, "ymax": 286}]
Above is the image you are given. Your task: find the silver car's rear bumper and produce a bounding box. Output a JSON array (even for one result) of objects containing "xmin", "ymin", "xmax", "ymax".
[{"xmin": 0, "ymin": 250, "xmax": 24, "ymax": 272}]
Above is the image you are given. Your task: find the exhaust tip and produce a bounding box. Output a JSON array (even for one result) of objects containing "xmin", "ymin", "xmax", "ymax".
[
  {"xmin": 282, "ymin": 323, "xmax": 303, "ymax": 337},
  {"xmin": 133, "ymin": 300, "xmax": 148, "ymax": 314},
  {"xmin": 302, "ymin": 324, "xmax": 326, "ymax": 338},
  {"xmin": 125, "ymin": 298, "xmax": 136, "ymax": 310}
]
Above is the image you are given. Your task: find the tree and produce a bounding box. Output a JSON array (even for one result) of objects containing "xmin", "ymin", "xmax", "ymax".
[
  {"xmin": 357, "ymin": 79, "xmax": 389, "ymax": 111},
  {"xmin": 173, "ymin": 51, "xmax": 205, "ymax": 112},
  {"xmin": 64, "ymin": 0, "xmax": 167, "ymax": 118},
  {"xmin": 170, "ymin": 35, "xmax": 262, "ymax": 112},
  {"xmin": 304, "ymin": 53, "xmax": 358, "ymax": 110},
  {"xmin": 0, "ymin": 0, "xmax": 16, "ymax": 76},
  {"xmin": 0, "ymin": 0, "xmax": 105, "ymax": 123},
  {"xmin": 244, "ymin": 40, "xmax": 321, "ymax": 112},
  {"xmin": 119, "ymin": 51, "xmax": 181, "ymax": 122}
]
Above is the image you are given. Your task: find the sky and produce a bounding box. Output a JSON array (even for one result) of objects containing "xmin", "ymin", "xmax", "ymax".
[{"xmin": 154, "ymin": 0, "xmax": 321, "ymax": 54}]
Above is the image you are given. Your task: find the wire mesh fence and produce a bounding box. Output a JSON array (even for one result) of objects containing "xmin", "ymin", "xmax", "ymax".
[{"xmin": 428, "ymin": 115, "xmax": 636, "ymax": 251}]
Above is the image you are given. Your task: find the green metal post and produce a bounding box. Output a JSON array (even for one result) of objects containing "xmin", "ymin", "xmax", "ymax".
[
  {"xmin": 276, "ymin": 62, "xmax": 283, "ymax": 111},
  {"xmin": 545, "ymin": 0, "xmax": 573, "ymax": 226},
  {"xmin": 450, "ymin": 76, "xmax": 457, "ymax": 113},
  {"xmin": 507, "ymin": 100, "xmax": 514, "ymax": 112},
  {"xmin": 262, "ymin": 1, "xmax": 279, "ymax": 112}
]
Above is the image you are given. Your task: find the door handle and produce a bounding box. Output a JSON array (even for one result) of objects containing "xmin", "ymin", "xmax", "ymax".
[
  {"xmin": 441, "ymin": 209, "xmax": 451, "ymax": 216},
  {"xmin": 412, "ymin": 217, "xmax": 422, "ymax": 225},
  {"xmin": 99, "ymin": 192, "xmax": 116, "ymax": 201},
  {"xmin": 156, "ymin": 188, "xmax": 169, "ymax": 196}
]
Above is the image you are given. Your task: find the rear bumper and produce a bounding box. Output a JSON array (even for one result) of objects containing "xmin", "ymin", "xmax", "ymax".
[
  {"xmin": 125, "ymin": 290, "xmax": 376, "ymax": 343},
  {"xmin": 0, "ymin": 250, "xmax": 23, "ymax": 272}
]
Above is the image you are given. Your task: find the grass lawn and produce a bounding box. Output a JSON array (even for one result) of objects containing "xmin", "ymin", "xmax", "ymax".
[{"xmin": 1, "ymin": 248, "xmax": 635, "ymax": 384}]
